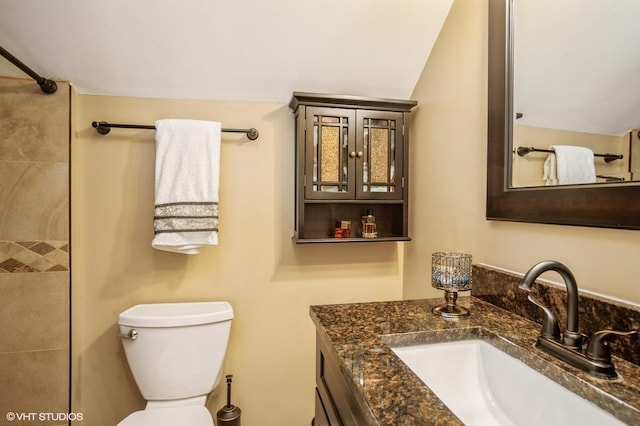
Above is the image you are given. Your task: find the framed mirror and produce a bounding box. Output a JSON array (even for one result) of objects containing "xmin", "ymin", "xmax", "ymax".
[{"xmin": 487, "ymin": 0, "xmax": 640, "ymax": 229}]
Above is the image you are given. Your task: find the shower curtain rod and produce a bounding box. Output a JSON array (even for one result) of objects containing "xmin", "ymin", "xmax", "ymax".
[
  {"xmin": 0, "ymin": 45, "xmax": 57, "ymax": 94},
  {"xmin": 91, "ymin": 121, "xmax": 259, "ymax": 141},
  {"xmin": 516, "ymin": 146, "xmax": 623, "ymax": 163}
]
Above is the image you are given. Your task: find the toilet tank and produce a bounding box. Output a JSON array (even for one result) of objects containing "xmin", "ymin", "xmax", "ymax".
[{"xmin": 118, "ymin": 301, "xmax": 233, "ymax": 401}]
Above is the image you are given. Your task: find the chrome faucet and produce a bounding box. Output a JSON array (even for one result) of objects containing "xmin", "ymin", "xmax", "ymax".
[{"xmin": 520, "ymin": 260, "xmax": 637, "ymax": 379}]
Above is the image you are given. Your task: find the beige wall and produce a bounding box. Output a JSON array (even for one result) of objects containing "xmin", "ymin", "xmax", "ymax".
[
  {"xmin": 404, "ymin": 0, "xmax": 640, "ymax": 304},
  {"xmin": 0, "ymin": 77, "xmax": 70, "ymax": 425},
  {"xmin": 71, "ymin": 95, "xmax": 403, "ymax": 424}
]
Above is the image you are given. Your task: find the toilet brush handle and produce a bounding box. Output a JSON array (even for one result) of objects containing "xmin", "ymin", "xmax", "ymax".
[{"xmin": 226, "ymin": 375, "xmax": 233, "ymax": 408}]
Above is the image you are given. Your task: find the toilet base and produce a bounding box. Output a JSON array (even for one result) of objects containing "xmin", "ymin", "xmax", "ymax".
[{"xmin": 117, "ymin": 406, "xmax": 214, "ymax": 426}]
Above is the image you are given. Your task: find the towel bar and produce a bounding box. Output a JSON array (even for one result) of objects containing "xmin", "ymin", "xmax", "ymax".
[
  {"xmin": 0, "ymin": 45, "xmax": 57, "ymax": 94},
  {"xmin": 91, "ymin": 121, "xmax": 259, "ymax": 140},
  {"xmin": 516, "ymin": 146, "xmax": 622, "ymax": 163}
]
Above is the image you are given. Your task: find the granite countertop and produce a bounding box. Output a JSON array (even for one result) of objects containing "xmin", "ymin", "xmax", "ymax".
[{"xmin": 310, "ymin": 297, "xmax": 640, "ymax": 425}]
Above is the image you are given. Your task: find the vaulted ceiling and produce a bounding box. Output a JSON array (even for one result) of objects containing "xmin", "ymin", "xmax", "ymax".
[
  {"xmin": 4, "ymin": 1, "xmax": 636, "ymax": 137},
  {"xmin": 0, "ymin": 0, "xmax": 454, "ymax": 103}
]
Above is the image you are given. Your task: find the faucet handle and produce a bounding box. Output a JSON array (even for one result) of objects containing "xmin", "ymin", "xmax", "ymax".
[
  {"xmin": 586, "ymin": 329, "xmax": 638, "ymax": 362},
  {"xmin": 527, "ymin": 295, "xmax": 561, "ymax": 340}
]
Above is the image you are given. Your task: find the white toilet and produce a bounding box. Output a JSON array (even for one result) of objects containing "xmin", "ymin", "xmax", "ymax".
[{"xmin": 117, "ymin": 301, "xmax": 233, "ymax": 426}]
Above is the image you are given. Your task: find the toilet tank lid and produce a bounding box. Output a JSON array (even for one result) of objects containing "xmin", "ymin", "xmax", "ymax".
[{"xmin": 118, "ymin": 301, "xmax": 233, "ymax": 327}]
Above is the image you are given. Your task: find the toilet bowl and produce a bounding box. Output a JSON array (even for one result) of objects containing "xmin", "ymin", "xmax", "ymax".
[{"xmin": 117, "ymin": 301, "xmax": 233, "ymax": 426}]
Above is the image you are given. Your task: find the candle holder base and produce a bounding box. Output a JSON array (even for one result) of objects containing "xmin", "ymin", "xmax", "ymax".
[{"xmin": 432, "ymin": 290, "xmax": 469, "ymax": 319}]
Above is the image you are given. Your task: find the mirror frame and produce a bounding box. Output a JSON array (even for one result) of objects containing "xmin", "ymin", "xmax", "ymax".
[{"xmin": 487, "ymin": 0, "xmax": 640, "ymax": 230}]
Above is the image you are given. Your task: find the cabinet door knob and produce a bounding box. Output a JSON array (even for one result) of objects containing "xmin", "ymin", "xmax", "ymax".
[
  {"xmin": 357, "ymin": 151, "xmax": 364, "ymax": 158},
  {"xmin": 349, "ymin": 151, "xmax": 357, "ymax": 158}
]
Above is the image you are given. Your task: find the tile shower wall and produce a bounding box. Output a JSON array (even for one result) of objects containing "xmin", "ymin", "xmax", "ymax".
[{"xmin": 0, "ymin": 77, "xmax": 70, "ymax": 424}]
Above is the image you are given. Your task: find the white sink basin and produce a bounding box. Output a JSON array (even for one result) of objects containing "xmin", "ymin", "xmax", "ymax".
[{"xmin": 391, "ymin": 339, "xmax": 623, "ymax": 426}]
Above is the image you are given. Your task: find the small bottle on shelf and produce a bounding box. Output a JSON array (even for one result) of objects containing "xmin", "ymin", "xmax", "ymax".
[{"xmin": 361, "ymin": 210, "xmax": 377, "ymax": 238}]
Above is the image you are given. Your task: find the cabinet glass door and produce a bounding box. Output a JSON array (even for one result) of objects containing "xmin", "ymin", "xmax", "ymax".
[
  {"xmin": 356, "ymin": 110, "xmax": 403, "ymax": 200},
  {"xmin": 305, "ymin": 107, "xmax": 356, "ymax": 199}
]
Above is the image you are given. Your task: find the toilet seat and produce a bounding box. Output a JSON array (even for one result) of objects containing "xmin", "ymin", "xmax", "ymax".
[{"xmin": 117, "ymin": 406, "xmax": 214, "ymax": 426}]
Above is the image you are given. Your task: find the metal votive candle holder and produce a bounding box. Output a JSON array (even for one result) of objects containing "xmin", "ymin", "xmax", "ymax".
[{"xmin": 431, "ymin": 252, "xmax": 472, "ymax": 319}]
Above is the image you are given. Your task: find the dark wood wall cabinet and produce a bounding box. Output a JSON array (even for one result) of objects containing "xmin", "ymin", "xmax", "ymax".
[{"xmin": 290, "ymin": 92, "xmax": 417, "ymax": 243}]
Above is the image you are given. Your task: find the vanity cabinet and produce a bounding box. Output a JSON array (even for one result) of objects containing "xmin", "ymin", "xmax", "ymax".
[
  {"xmin": 290, "ymin": 92, "xmax": 417, "ymax": 243},
  {"xmin": 314, "ymin": 333, "xmax": 371, "ymax": 425}
]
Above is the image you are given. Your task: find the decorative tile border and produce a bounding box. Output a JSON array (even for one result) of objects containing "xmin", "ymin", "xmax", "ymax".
[{"xmin": 0, "ymin": 241, "xmax": 69, "ymax": 273}]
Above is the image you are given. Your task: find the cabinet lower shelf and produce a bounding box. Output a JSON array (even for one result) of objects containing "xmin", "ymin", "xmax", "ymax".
[
  {"xmin": 293, "ymin": 236, "xmax": 411, "ymax": 244},
  {"xmin": 295, "ymin": 202, "xmax": 408, "ymax": 242}
]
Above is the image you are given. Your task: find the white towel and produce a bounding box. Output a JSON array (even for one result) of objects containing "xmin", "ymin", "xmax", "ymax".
[
  {"xmin": 152, "ymin": 119, "xmax": 221, "ymax": 254},
  {"xmin": 542, "ymin": 154, "xmax": 558, "ymax": 186},
  {"xmin": 550, "ymin": 145, "xmax": 596, "ymax": 185}
]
